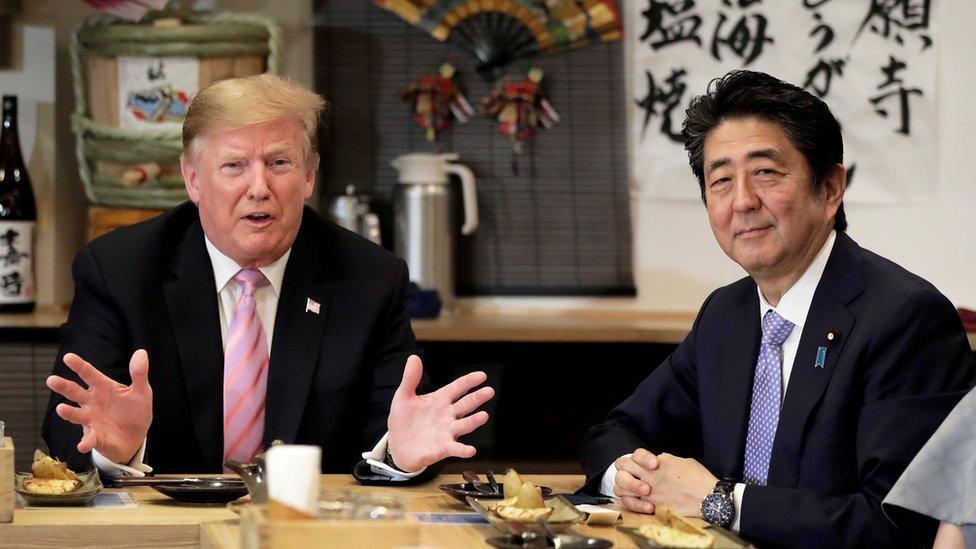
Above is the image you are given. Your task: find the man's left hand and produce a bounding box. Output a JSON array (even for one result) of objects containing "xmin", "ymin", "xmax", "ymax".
[
  {"xmin": 638, "ymin": 452, "xmax": 717, "ymax": 517},
  {"xmin": 387, "ymin": 355, "xmax": 495, "ymax": 472}
]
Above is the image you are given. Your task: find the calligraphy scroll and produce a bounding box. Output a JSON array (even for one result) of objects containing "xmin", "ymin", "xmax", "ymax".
[{"xmin": 629, "ymin": 0, "xmax": 936, "ymax": 204}]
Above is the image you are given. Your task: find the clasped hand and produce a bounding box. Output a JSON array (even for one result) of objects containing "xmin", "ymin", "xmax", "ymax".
[{"xmin": 613, "ymin": 448, "xmax": 718, "ymax": 516}]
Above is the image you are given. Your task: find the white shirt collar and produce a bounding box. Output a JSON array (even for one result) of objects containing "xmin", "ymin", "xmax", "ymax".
[
  {"xmin": 203, "ymin": 236, "xmax": 291, "ymax": 297},
  {"xmin": 757, "ymin": 230, "xmax": 837, "ymax": 330}
]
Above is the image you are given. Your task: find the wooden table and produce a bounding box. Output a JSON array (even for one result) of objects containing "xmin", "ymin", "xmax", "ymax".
[{"xmin": 2, "ymin": 474, "xmax": 659, "ymax": 548}]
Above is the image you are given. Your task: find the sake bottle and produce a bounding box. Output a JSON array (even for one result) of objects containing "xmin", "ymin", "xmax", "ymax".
[{"xmin": 0, "ymin": 95, "xmax": 37, "ymax": 312}]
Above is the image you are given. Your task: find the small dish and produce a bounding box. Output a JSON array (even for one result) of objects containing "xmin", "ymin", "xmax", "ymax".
[
  {"xmin": 439, "ymin": 483, "xmax": 553, "ymax": 503},
  {"xmin": 15, "ymin": 470, "xmax": 103, "ymax": 506},
  {"xmin": 616, "ymin": 524, "xmax": 755, "ymax": 548},
  {"xmin": 486, "ymin": 533, "xmax": 613, "ymax": 548},
  {"xmin": 467, "ymin": 495, "xmax": 584, "ymax": 535},
  {"xmin": 151, "ymin": 478, "xmax": 249, "ymax": 504}
]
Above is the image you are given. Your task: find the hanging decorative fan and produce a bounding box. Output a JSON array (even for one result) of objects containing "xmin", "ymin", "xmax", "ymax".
[{"xmin": 374, "ymin": 0, "xmax": 623, "ymax": 79}]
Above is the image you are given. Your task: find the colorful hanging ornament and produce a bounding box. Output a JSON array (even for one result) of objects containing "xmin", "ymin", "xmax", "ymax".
[
  {"xmin": 400, "ymin": 61, "xmax": 475, "ymax": 142},
  {"xmin": 481, "ymin": 66, "xmax": 560, "ymax": 172}
]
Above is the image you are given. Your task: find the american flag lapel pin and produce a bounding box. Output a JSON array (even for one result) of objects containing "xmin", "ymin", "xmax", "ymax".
[{"xmin": 306, "ymin": 298, "xmax": 320, "ymax": 315}]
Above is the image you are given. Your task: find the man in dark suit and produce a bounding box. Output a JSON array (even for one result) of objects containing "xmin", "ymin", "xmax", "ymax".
[
  {"xmin": 581, "ymin": 71, "xmax": 974, "ymax": 548},
  {"xmin": 43, "ymin": 74, "xmax": 494, "ymax": 478}
]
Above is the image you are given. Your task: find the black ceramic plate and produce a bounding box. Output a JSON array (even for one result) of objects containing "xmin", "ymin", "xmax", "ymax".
[
  {"xmin": 15, "ymin": 470, "xmax": 103, "ymax": 506},
  {"xmin": 438, "ymin": 483, "xmax": 553, "ymax": 503},
  {"xmin": 151, "ymin": 478, "xmax": 249, "ymax": 504},
  {"xmin": 486, "ymin": 533, "xmax": 613, "ymax": 549}
]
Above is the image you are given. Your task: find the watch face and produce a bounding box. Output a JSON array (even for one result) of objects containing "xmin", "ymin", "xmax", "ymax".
[{"xmin": 701, "ymin": 493, "xmax": 735, "ymax": 527}]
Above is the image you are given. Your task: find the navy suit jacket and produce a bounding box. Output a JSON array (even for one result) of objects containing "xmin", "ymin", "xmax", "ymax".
[
  {"xmin": 43, "ymin": 202, "xmax": 425, "ymax": 475},
  {"xmin": 581, "ymin": 232, "xmax": 974, "ymax": 548}
]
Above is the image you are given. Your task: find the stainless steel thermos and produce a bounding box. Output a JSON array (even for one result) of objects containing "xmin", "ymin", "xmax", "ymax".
[{"xmin": 391, "ymin": 153, "xmax": 478, "ymax": 314}]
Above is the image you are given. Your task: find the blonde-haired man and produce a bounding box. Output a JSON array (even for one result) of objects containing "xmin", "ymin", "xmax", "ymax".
[{"xmin": 43, "ymin": 75, "xmax": 494, "ymax": 478}]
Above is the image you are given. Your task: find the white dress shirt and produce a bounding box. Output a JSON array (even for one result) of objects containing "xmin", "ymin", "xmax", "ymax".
[
  {"xmin": 95, "ymin": 237, "xmax": 421, "ymax": 478},
  {"xmin": 599, "ymin": 230, "xmax": 837, "ymax": 531}
]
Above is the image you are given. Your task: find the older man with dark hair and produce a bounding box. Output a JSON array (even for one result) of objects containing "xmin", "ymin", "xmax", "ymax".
[{"xmin": 581, "ymin": 71, "xmax": 974, "ymax": 548}]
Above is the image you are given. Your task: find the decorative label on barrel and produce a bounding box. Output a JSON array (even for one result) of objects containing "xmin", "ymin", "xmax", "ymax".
[{"xmin": 117, "ymin": 56, "xmax": 199, "ymax": 130}]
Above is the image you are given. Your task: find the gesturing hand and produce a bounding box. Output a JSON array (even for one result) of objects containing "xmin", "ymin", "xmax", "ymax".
[
  {"xmin": 386, "ymin": 355, "xmax": 495, "ymax": 472},
  {"xmin": 46, "ymin": 349, "xmax": 153, "ymax": 465}
]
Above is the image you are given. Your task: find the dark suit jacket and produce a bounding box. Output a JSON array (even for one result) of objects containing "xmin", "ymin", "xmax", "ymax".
[
  {"xmin": 581, "ymin": 232, "xmax": 975, "ymax": 548},
  {"xmin": 43, "ymin": 202, "xmax": 424, "ymax": 475}
]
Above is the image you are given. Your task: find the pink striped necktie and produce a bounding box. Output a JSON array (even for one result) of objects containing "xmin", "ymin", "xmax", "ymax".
[{"xmin": 223, "ymin": 268, "xmax": 270, "ymax": 465}]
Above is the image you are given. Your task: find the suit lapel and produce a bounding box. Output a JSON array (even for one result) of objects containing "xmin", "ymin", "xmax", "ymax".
[
  {"xmin": 163, "ymin": 218, "xmax": 225, "ymax": 469},
  {"xmin": 264, "ymin": 213, "xmax": 332, "ymax": 446},
  {"xmin": 768, "ymin": 232, "xmax": 863, "ymax": 487},
  {"xmin": 713, "ymin": 286, "xmax": 762, "ymax": 478}
]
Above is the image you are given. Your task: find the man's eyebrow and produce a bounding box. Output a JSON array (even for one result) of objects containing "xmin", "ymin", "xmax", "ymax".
[
  {"xmin": 747, "ymin": 148, "xmax": 783, "ymax": 163},
  {"xmin": 705, "ymin": 148, "xmax": 784, "ymax": 174},
  {"xmin": 264, "ymin": 143, "xmax": 299, "ymax": 157},
  {"xmin": 706, "ymin": 157, "xmax": 730, "ymax": 174}
]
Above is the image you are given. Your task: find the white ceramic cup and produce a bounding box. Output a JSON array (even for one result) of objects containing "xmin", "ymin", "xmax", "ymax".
[{"xmin": 265, "ymin": 444, "xmax": 321, "ymax": 515}]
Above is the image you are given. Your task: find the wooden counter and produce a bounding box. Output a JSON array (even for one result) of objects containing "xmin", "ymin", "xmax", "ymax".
[
  {"xmin": 5, "ymin": 305, "xmax": 976, "ymax": 349},
  {"xmin": 2, "ymin": 474, "xmax": 669, "ymax": 548}
]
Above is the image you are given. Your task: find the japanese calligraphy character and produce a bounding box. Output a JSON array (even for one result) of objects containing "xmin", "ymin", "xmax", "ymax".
[
  {"xmin": 636, "ymin": 68, "xmax": 688, "ymax": 143},
  {"xmin": 803, "ymin": 58, "xmax": 846, "ymax": 98},
  {"xmin": 710, "ymin": 12, "xmax": 774, "ymax": 66},
  {"xmin": 856, "ymin": 0, "xmax": 932, "ymax": 50},
  {"xmin": 0, "ymin": 272, "xmax": 24, "ymax": 297},
  {"xmin": 809, "ymin": 12, "xmax": 834, "ymax": 53},
  {"xmin": 0, "ymin": 228, "xmax": 27, "ymax": 268},
  {"xmin": 639, "ymin": 0, "xmax": 703, "ymax": 50},
  {"xmin": 869, "ymin": 56, "xmax": 923, "ymax": 135}
]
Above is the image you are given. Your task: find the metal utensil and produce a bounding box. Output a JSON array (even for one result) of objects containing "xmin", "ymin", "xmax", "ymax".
[
  {"xmin": 462, "ymin": 470, "xmax": 493, "ymax": 494},
  {"xmin": 486, "ymin": 470, "xmax": 499, "ymax": 493},
  {"xmin": 108, "ymin": 476, "xmax": 241, "ymax": 487}
]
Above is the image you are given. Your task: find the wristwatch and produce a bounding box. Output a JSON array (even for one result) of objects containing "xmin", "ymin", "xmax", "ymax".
[{"xmin": 700, "ymin": 478, "xmax": 736, "ymax": 529}]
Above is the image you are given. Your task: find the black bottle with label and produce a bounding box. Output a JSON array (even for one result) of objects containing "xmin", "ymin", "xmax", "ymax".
[{"xmin": 0, "ymin": 95, "xmax": 38, "ymax": 312}]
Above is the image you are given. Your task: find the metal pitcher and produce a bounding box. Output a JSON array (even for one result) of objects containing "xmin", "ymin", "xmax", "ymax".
[
  {"xmin": 391, "ymin": 153, "xmax": 478, "ymax": 314},
  {"xmin": 327, "ymin": 185, "xmax": 382, "ymax": 245}
]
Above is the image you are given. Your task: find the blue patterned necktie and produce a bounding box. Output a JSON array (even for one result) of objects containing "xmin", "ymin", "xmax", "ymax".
[{"xmin": 743, "ymin": 309, "xmax": 795, "ymax": 485}]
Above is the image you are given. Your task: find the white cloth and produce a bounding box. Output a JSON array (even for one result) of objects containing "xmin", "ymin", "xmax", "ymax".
[
  {"xmin": 95, "ymin": 237, "xmax": 420, "ymax": 477},
  {"xmin": 600, "ymin": 231, "xmax": 837, "ymax": 531}
]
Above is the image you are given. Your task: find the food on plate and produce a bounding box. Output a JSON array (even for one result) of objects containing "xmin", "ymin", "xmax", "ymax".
[
  {"xmin": 21, "ymin": 450, "xmax": 82, "ymax": 494},
  {"xmin": 31, "ymin": 449, "xmax": 79, "ymax": 481},
  {"xmin": 491, "ymin": 471, "xmax": 553, "ymax": 523},
  {"xmin": 637, "ymin": 504, "xmax": 715, "ymax": 548},
  {"xmin": 502, "ymin": 468, "xmax": 523, "ymax": 500}
]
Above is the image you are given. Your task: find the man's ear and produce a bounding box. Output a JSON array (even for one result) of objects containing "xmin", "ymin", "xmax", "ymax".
[
  {"xmin": 822, "ymin": 163, "xmax": 846, "ymax": 211},
  {"xmin": 181, "ymin": 153, "xmax": 201, "ymax": 204}
]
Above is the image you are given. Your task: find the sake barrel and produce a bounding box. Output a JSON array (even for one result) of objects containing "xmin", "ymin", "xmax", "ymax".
[{"xmin": 71, "ymin": 10, "xmax": 282, "ymax": 208}]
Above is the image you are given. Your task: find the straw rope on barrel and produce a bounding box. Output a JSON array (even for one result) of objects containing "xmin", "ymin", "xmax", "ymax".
[{"xmin": 71, "ymin": 10, "xmax": 282, "ymax": 209}]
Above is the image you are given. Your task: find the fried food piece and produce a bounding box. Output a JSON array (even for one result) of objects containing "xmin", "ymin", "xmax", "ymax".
[
  {"xmin": 22, "ymin": 478, "xmax": 83, "ymax": 495},
  {"xmin": 503, "ymin": 469, "xmax": 523, "ymax": 500},
  {"xmin": 515, "ymin": 481, "xmax": 546, "ymax": 509},
  {"xmin": 31, "ymin": 449, "xmax": 78, "ymax": 481},
  {"xmin": 637, "ymin": 504, "xmax": 715, "ymax": 548},
  {"xmin": 495, "ymin": 504, "xmax": 554, "ymax": 522}
]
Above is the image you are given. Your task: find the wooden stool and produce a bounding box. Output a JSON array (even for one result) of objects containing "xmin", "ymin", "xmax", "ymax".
[{"xmin": 88, "ymin": 206, "xmax": 166, "ymax": 242}]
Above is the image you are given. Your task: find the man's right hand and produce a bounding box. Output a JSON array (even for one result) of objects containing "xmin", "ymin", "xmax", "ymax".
[
  {"xmin": 614, "ymin": 448, "xmax": 659, "ymax": 514},
  {"xmin": 46, "ymin": 349, "xmax": 153, "ymax": 465}
]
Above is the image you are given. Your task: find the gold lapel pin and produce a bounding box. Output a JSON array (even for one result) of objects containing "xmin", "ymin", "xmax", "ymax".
[{"xmin": 826, "ymin": 330, "xmax": 840, "ymax": 342}]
